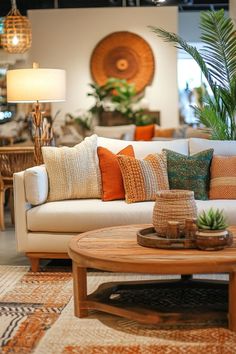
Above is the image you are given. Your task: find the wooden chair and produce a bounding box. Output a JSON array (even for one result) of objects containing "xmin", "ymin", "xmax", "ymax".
[{"xmin": 0, "ymin": 147, "xmax": 35, "ymax": 230}]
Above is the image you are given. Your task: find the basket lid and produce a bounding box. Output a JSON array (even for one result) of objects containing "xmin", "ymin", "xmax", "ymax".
[{"xmin": 156, "ymin": 190, "xmax": 195, "ymax": 200}]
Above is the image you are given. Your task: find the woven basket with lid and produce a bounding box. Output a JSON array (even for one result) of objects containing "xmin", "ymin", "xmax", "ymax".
[{"xmin": 153, "ymin": 190, "xmax": 197, "ymax": 237}]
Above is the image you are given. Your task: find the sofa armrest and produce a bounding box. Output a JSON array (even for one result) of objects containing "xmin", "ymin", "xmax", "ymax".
[
  {"xmin": 13, "ymin": 171, "xmax": 33, "ymax": 252},
  {"xmin": 24, "ymin": 165, "xmax": 48, "ymax": 205}
]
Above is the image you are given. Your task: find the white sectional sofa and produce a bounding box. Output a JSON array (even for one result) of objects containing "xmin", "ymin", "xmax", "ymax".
[{"xmin": 14, "ymin": 137, "xmax": 236, "ymax": 271}]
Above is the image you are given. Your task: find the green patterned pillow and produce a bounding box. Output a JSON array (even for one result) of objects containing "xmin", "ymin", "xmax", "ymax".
[{"xmin": 162, "ymin": 148, "xmax": 214, "ymax": 200}]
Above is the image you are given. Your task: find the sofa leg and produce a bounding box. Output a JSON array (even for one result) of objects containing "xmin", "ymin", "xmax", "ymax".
[{"xmin": 29, "ymin": 257, "xmax": 40, "ymax": 272}]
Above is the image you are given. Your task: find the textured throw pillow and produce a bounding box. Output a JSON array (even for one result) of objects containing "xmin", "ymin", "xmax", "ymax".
[
  {"xmin": 117, "ymin": 153, "xmax": 169, "ymax": 203},
  {"xmin": 209, "ymin": 155, "xmax": 236, "ymax": 199},
  {"xmin": 42, "ymin": 134, "xmax": 101, "ymax": 201},
  {"xmin": 97, "ymin": 145, "xmax": 135, "ymax": 201},
  {"xmin": 163, "ymin": 149, "xmax": 214, "ymax": 200},
  {"xmin": 135, "ymin": 124, "xmax": 155, "ymax": 141},
  {"xmin": 154, "ymin": 127, "xmax": 175, "ymax": 138}
]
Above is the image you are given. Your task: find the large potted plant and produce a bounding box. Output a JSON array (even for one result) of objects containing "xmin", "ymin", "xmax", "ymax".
[{"xmin": 150, "ymin": 10, "xmax": 236, "ymax": 140}]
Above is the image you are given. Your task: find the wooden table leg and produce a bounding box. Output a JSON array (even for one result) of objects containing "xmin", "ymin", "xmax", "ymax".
[
  {"xmin": 229, "ymin": 271, "xmax": 236, "ymax": 332},
  {"xmin": 72, "ymin": 262, "xmax": 88, "ymax": 318}
]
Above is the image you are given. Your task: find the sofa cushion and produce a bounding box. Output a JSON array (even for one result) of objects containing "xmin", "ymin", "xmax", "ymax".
[
  {"xmin": 118, "ymin": 153, "xmax": 169, "ymax": 203},
  {"xmin": 94, "ymin": 125, "xmax": 135, "ymax": 140},
  {"xmin": 98, "ymin": 145, "xmax": 135, "ymax": 201},
  {"xmin": 24, "ymin": 165, "xmax": 48, "ymax": 205},
  {"xmin": 26, "ymin": 198, "xmax": 236, "ymax": 233},
  {"xmin": 42, "ymin": 134, "xmax": 101, "ymax": 201},
  {"xmin": 97, "ymin": 137, "xmax": 189, "ymax": 159},
  {"xmin": 189, "ymin": 138, "xmax": 236, "ymax": 155},
  {"xmin": 135, "ymin": 124, "xmax": 155, "ymax": 141},
  {"xmin": 209, "ymin": 155, "xmax": 236, "ymax": 199},
  {"xmin": 163, "ymin": 149, "xmax": 214, "ymax": 200},
  {"xmin": 26, "ymin": 199, "xmax": 155, "ymax": 233},
  {"xmin": 154, "ymin": 126, "xmax": 175, "ymax": 138}
]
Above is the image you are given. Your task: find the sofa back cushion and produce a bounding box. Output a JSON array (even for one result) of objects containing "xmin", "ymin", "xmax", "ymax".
[
  {"xmin": 42, "ymin": 134, "xmax": 101, "ymax": 202},
  {"xmin": 24, "ymin": 165, "xmax": 49, "ymax": 205},
  {"xmin": 98, "ymin": 137, "xmax": 189, "ymax": 159},
  {"xmin": 189, "ymin": 138, "xmax": 236, "ymax": 155},
  {"xmin": 94, "ymin": 125, "xmax": 135, "ymax": 140}
]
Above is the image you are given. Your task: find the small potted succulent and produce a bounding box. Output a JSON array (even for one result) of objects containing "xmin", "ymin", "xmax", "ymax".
[{"xmin": 195, "ymin": 208, "xmax": 231, "ymax": 250}]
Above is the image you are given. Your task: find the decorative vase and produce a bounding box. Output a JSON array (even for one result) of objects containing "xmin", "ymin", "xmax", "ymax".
[{"xmin": 153, "ymin": 190, "xmax": 197, "ymax": 237}]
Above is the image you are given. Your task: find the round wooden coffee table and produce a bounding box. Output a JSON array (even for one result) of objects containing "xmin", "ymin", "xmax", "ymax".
[{"xmin": 68, "ymin": 224, "xmax": 236, "ymax": 331}]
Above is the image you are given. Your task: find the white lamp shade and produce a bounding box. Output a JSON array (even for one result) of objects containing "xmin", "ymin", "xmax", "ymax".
[{"xmin": 7, "ymin": 68, "xmax": 66, "ymax": 103}]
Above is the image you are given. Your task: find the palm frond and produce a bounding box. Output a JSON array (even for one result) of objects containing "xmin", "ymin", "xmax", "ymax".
[
  {"xmin": 200, "ymin": 10, "xmax": 236, "ymax": 90},
  {"xmin": 149, "ymin": 10, "xmax": 236, "ymax": 140},
  {"xmin": 149, "ymin": 26, "xmax": 215, "ymax": 93}
]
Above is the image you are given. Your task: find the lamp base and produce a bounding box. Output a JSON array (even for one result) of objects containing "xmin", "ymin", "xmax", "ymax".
[{"xmin": 32, "ymin": 102, "xmax": 54, "ymax": 165}]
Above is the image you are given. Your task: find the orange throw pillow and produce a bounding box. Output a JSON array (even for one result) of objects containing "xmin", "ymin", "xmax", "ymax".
[
  {"xmin": 154, "ymin": 127, "xmax": 175, "ymax": 138},
  {"xmin": 135, "ymin": 124, "xmax": 155, "ymax": 141},
  {"xmin": 98, "ymin": 145, "xmax": 135, "ymax": 201},
  {"xmin": 209, "ymin": 155, "xmax": 236, "ymax": 199}
]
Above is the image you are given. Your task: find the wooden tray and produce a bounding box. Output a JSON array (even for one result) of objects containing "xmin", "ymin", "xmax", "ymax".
[{"xmin": 137, "ymin": 227, "xmax": 196, "ymax": 249}]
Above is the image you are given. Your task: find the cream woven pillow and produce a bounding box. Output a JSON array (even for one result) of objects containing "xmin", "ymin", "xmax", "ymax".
[
  {"xmin": 117, "ymin": 153, "xmax": 169, "ymax": 203},
  {"xmin": 42, "ymin": 135, "xmax": 101, "ymax": 201}
]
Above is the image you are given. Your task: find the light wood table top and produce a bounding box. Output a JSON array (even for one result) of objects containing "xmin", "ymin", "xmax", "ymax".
[{"xmin": 69, "ymin": 224, "xmax": 236, "ymax": 275}]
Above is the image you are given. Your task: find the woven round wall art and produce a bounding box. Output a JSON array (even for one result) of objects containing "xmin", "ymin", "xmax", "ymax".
[{"xmin": 90, "ymin": 31, "xmax": 155, "ymax": 93}]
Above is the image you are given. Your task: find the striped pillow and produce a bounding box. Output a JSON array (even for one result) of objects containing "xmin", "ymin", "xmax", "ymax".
[
  {"xmin": 210, "ymin": 155, "xmax": 236, "ymax": 199},
  {"xmin": 117, "ymin": 153, "xmax": 169, "ymax": 203}
]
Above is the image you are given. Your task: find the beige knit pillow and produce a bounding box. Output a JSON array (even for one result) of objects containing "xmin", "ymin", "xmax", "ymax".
[
  {"xmin": 42, "ymin": 135, "xmax": 101, "ymax": 201},
  {"xmin": 117, "ymin": 153, "xmax": 169, "ymax": 203}
]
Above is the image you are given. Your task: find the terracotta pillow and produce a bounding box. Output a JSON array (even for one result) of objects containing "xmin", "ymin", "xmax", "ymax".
[
  {"xmin": 209, "ymin": 155, "xmax": 236, "ymax": 199},
  {"xmin": 154, "ymin": 127, "xmax": 175, "ymax": 138},
  {"xmin": 97, "ymin": 145, "xmax": 135, "ymax": 201},
  {"xmin": 117, "ymin": 153, "xmax": 169, "ymax": 203},
  {"xmin": 135, "ymin": 124, "xmax": 155, "ymax": 141}
]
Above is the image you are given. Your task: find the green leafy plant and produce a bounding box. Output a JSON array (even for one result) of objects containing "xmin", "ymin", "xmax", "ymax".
[
  {"xmin": 149, "ymin": 10, "xmax": 236, "ymax": 140},
  {"xmin": 197, "ymin": 208, "xmax": 228, "ymax": 230},
  {"xmin": 88, "ymin": 77, "xmax": 154, "ymax": 126}
]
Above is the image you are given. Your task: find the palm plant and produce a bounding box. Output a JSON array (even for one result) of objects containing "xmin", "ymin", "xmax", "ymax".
[{"xmin": 150, "ymin": 10, "xmax": 236, "ymax": 140}]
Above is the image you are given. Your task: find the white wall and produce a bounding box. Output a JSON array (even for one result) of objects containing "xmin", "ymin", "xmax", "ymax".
[{"xmin": 27, "ymin": 7, "xmax": 178, "ymax": 127}]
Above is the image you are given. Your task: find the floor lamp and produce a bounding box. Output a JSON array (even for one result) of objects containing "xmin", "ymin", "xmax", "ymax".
[{"xmin": 6, "ymin": 63, "xmax": 66, "ymax": 164}]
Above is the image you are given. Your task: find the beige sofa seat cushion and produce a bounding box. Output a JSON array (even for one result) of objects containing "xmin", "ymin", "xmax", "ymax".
[
  {"xmin": 98, "ymin": 137, "xmax": 189, "ymax": 158},
  {"xmin": 27, "ymin": 199, "xmax": 236, "ymax": 233},
  {"xmin": 189, "ymin": 138, "xmax": 236, "ymax": 155},
  {"xmin": 27, "ymin": 199, "xmax": 155, "ymax": 233}
]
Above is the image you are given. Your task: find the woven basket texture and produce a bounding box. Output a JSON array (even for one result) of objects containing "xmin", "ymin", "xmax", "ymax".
[
  {"xmin": 153, "ymin": 190, "xmax": 197, "ymax": 236},
  {"xmin": 1, "ymin": 8, "xmax": 32, "ymax": 54},
  {"xmin": 0, "ymin": 147, "xmax": 35, "ymax": 179}
]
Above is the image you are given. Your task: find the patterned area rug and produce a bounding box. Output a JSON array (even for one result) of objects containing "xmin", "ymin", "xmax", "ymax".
[{"xmin": 0, "ymin": 266, "xmax": 236, "ymax": 354}]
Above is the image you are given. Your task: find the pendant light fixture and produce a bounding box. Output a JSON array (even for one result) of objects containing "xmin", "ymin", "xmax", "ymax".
[{"xmin": 1, "ymin": 0, "xmax": 32, "ymax": 54}]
